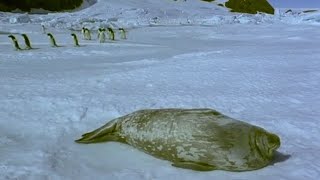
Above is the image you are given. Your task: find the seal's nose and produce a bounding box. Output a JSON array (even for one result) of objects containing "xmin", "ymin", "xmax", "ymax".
[{"xmin": 268, "ymin": 133, "xmax": 281, "ymax": 150}]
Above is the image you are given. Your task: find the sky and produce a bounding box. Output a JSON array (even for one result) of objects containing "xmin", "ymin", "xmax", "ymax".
[{"xmin": 268, "ymin": 0, "xmax": 320, "ymax": 8}]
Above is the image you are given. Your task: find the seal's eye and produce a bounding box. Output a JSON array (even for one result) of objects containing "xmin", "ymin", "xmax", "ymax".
[{"xmin": 212, "ymin": 111, "xmax": 221, "ymax": 116}]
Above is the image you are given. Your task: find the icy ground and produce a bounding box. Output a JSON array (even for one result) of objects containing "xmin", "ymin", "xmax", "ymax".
[
  {"xmin": 0, "ymin": 0, "xmax": 320, "ymax": 179},
  {"xmin": 0, "ymin": 22, "xmax": 319, "ymax": 180}
]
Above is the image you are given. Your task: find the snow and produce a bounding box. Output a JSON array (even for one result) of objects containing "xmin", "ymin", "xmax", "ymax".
[{"xmin": 0, "ymin": 0, "xmax": 320, "ymax": 180}]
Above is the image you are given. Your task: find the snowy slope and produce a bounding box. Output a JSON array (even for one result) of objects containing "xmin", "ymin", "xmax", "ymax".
[
  {"xmin": 1, "ymin": 0, "xmax": 320, "ymax": 33},
  {"xmin": 1, "ymin": 0, "xmax": 320, "ymax": 180}
]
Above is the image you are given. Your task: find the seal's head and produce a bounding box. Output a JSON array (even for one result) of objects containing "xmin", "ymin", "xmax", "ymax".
[{"xmin": 254, "ymin": 129, "xmax": 280, "ymax": 160}]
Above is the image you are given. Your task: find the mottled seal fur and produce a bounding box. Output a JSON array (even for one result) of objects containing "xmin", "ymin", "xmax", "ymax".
[{"xmin": 76, "ymin": 108, "xmax": 280, "ymax": 171}]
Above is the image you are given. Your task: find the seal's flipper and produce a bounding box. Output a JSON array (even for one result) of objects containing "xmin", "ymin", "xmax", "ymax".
[
  {"xmin": 172, "ymin": 161, "xmax": 216, "ymax": 171},
  {"xmin": 76, "ymin": 133, "xmax": 120, "ymax": 144},
  {"xmin": 75, "ymin": 120, "xmax": 120, "ymax": 144}
]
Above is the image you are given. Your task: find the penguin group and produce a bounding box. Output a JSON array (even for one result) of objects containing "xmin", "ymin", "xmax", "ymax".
[
  {"xmin": 8, "ymin": 34, "xmax": 33, "ymax": 50},
  {"xmin": 7, "ymin": 25, "xmax": 128, "ymax": 51}
]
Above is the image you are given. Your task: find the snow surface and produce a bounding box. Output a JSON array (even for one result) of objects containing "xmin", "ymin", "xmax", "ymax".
[{"xmin": 0, "ymin": 0, "xmax": 320, "ymax": 180}]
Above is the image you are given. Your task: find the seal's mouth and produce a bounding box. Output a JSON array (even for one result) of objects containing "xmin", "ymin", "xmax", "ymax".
[
  {"xmin": 255, "ymin": 131, "xmax": 281, "ymax": 159},
  {"xmin": 266, "ymin": 133, "xmax": 281, "ymax": 155}
]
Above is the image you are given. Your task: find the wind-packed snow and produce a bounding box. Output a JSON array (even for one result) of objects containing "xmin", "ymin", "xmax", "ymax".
[
  {"xmin": 1, "ymin": 0, "xmax": 320, "ymax": 30},
  {"xmin": 0, "ymin": 0, "xmax": 320, "ymax": 180}
]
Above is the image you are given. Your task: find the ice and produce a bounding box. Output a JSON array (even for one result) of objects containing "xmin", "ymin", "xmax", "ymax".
[{"xmin": 0, "ymin": 0, "xmax": 320, "ymax": 180}]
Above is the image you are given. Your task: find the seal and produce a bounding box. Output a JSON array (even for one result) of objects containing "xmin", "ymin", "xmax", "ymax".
[{"xmin": 76, "ymin": 108, "xmax": 280, "ymax": 171}]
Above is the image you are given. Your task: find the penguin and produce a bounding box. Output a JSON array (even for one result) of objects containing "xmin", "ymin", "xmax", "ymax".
[
  {"xmin": 98, "ymin": 28, "xmax": 106, "ymax": 43},
  {"xmin": 81, "ymin": 27, "xmax": 86, "ymax": 40},
  {"xmin": 21, "ymin": 34, "xmax": 33, "ymax": 49},
  {"xmin": 97, "ymin": 28, "xmax": 103, "ymax": 39},
  {"xmin": 71, "ymin": 33, "xmax": 80, "ymax": 47},
  {"xmin": 119, "ymin": 28, "xmax": 127, "ymax": 39},
  {"xmin": 85, "ymin": 28, "xmax": 92, "ymax": 40},
  {"xmin": 47, "ymin": 33, "xmax": 59, "ymax": 47},
  {"xmin": 8, "ymin": 35, "xmax": 22, "ymax": 50},
  {"xmin": 42, "ymin": 25, "xmax": 47, "ymax": 34},
  {"xmin": 82, "ymin": 27, "xmax": 91, "ymax": 40},
  {"xmin": 107, "ymin": 27, "xmax": 115, "ymax": 41}
]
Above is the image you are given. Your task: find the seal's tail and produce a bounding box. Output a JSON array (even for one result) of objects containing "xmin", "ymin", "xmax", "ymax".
[{"xmin": 75, "ymin": 119, "xmax": 121, "ymax": 144}]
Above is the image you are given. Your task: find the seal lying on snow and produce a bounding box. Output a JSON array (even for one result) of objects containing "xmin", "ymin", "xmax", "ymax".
[{"xmin": 76, "ymin": 108, "xmax": 280, "ymax": 171}]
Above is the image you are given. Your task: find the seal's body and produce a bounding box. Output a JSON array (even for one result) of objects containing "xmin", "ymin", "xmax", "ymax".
[{"xmin": 76, "ymin": 108, "xmax": 280, "ymax": 171}]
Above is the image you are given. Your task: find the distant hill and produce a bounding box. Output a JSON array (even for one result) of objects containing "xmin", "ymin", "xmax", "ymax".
[
  {"xmin": 0, "ymin": 0, "xmax": 83, "ymax": 12},
  {"xmin": 203, "ymin": 0, "xmax": 274, "ymax": 14},
  {"xmin": 224, "ymin": 0, "xmax": 274, "ymax": 14},
  {"xmin": 0, "ymin": 0, "xmax": 274, "ymax": 15}
]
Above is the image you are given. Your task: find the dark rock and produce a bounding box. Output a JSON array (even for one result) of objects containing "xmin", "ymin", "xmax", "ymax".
[
  {"xmin": 0, "ymin": 0, "xmax": 83, "ymax": 13},
  {"xmin": 225, "ymin": 0, "xmax": 274, "ymax": 14}
]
